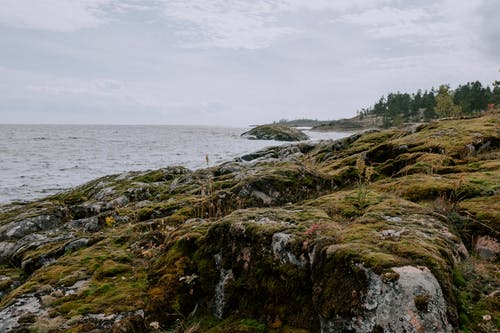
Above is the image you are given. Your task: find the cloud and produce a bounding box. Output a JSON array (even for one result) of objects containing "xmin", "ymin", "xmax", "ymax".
[
  {"xmin": 162, "ymin": 0, "xmax": 295, "ymax": 49},
  {"xmin": 161, "ymin": 0, "xmax": 392, "ymax": 49},
  {"xmin": 0, "ymin": 0, "xmax": 113, "ymax": 32},
  {"xmin": 476, "ymin": 0, "xmax": 500, "ymax": 59},
  {"xmin": 336, "ymin": 5, "xmax": 456, "ymax": 41}
]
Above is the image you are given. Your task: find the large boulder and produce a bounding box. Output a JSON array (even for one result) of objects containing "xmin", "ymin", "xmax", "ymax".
[{"xmin": 241, "ymin": 124, "xmax": 310, "ymax": 141}]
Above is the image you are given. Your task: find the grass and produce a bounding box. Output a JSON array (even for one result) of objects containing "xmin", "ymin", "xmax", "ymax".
[{"xmin": 1, "ymin": 111, "xmax": 498, "ymax": 331}]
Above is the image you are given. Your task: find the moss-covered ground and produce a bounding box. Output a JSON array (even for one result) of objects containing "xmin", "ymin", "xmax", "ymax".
[{"xmin": 0, "ymin": 111, "xmax": 498, "ymax": 332}]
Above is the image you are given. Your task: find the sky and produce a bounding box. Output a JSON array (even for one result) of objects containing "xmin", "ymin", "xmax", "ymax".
[{"xmin": 0, "ymin": 0, "xmax": 498, "ymax": 126}]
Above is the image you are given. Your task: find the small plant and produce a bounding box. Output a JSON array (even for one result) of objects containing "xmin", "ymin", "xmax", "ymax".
[
  {"xmin": 302, "ymin": 153, "xmax": 317, "ymax": 170},
  {"xmin": 352, "ymin": 155, "xmax": 374, "ymax": 214},
  {"xmin": 414, "ymin": 294, "xmax": 431, "ymax": 312},
  {"xmin": 303, "ymin": 223, "xmax": 324, "ymax": 238},
  {"xmin": 105, "ymin": 216, "xmax": 115, "ymax": 227}
]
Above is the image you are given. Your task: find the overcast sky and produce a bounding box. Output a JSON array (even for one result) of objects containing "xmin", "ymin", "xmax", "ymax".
[{"xmin": 0, "ymin": 0, "xmax": 498, "ymax": 126}]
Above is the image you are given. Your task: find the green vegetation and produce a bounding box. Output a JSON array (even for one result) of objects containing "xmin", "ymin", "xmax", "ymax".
[
  {"xmin": 360, "ymin": 80, "xmax": 500, "ymax": 127},
  {"xmin": 0, "ymin": 111, "xmax": 498, "ymax": 332}
]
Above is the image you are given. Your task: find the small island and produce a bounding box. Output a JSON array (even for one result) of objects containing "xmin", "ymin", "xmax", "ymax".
[{"xmin": 241, "ymin": 124, "xmax": 309, "ymax": 141}]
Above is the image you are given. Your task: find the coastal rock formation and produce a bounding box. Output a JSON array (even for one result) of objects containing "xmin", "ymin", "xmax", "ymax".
[
  {"xmin": 241, "ymin": 124, "xmax": 310, "ymax": 141},
  {"xmin": 0, "ymin": 112, "xmax": 498, "ymax": 332}
]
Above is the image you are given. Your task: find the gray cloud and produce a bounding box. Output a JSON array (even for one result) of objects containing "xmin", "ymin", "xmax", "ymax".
[
  {"xmin": 477, "ymin": 0, "xmax": 500, "ymax": 60},
  {"xmin": 0, "ymin": 0, "xmax": 497, "ymax": 126},
  {"xmin": 0, "ymin": 0, "xmax": 113, "ymax": 32}
]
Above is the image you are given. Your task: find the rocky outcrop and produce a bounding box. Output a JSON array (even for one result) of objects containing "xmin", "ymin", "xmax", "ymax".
[
  {"xmin": 241, "ymin": 124, "xmax": 310, "ymax": 141},
  {"xmin": 0, "ymin": 113, "xmax": 498, "ymax": 332}
]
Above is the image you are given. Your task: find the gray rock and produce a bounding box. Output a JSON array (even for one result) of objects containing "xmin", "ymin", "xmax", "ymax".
[
  {"xmin": 0, "ymin": 293, "xmax": 48, "ymax": 332},
  {"xmin": 320, "ymin": 265, "xmax": 453, "ymax": 333},
  {"xmin": 105, "ymin": 196, "xmax": 129, "ymax": 210},
  {"xmin": 0, "ymin": 211, "xmax": 67, "ymax": 241},
  {"xmin": 271, "ymin": 232, "xmax": 307, "ymax": 268},
  {"xmin": 66, "ymin": 217, "xmax": 100, "ymax": 232},
  {"xmin": 0, "ymin": 242, "xmax": 16, "ymax": 263},
  {"xmin": 64, "ymin": 238, "xmax": 90, "ymax": 252}
]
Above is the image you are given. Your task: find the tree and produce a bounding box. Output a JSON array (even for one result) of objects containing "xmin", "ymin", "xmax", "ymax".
[
  {"xmin": 490, "ymin": 84, "xmax": 500, "ymax": 106},
  {"xmin": 410, "ymin": 90, "xmax": 423, "ymax": 120},
  {"xmin": 434, "ymin": 85, "xmax": 461, "ymax": 118},
  {"xmin": 454, "ymin": 81, "xmax": 490, "ymax": 114},
  {"xmin": 423, "ymin": 90, "xmax": 436, "ymax": 120}
]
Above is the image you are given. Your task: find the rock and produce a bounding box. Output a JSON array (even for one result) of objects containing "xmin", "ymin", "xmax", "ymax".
[
  {"xmin": 271, "ymin": 232, "xmax": 307, "ymax": 267},
  {"xmin": 0, "ymin": 242, "xmax": 16, "ymax": 263},
  {"xmin": 64, "ymin": 238, "xmax": 90, "ymax": 252},
  {"xmin": 0, "ymin": 210, "xmax": 67, "ymax": 240},
  {"xmin": 320, "ymin": 266, "xmax": 453, "ymax": 332},
  {"xmin": 110, "ymin": 311, "xmax": 146, "ymax": 333},
  {"xmin": 0, "ymin": 113, "xmax": 499, "ymax": 332},
  {"xmin": 0, "ymin": 293, "xmax": 48, "ymax": 332},
  {"xmin": 66, "ymin": 216, "xmax": 100, "ymax": 232},
  {"xmin": 474, "ymin": 236, "xmax": 499, "ymax": 261},
  {"xmin": 105, "ymin": 196, "xmax": 129, "ymax": 210},
  {"xmin": 241, "ymin": 125, "xmax": 309, "ymax": 141}
]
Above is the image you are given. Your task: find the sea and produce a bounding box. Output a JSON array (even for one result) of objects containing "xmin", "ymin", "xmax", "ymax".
[{"xmin": 0, "ymin": 125, "xmax": 350, "ymax": 205}]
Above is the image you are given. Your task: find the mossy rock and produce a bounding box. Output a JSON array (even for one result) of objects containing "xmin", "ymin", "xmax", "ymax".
[
  {"xmin": 241, "ymin": 125, "xmax": 309, "ymax": 141},
  {"xmin": 1, "ymin": 111, "xmax": 499, "ymax": 332}
]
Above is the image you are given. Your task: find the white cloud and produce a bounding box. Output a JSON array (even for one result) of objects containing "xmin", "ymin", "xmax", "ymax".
[
  {"xmin": 0, "ymin": 0, "xmax": 113, "ymax": 32},
  {"xmin": 161, "ymin": 0, "xmax": 392, "ymax": 49},
  {"xmin": 0, "ymin": 0, "xmax": 497, "ymax": 126},
  {"xmin": 281, "ymin": 0, "xmax": 389, "ymax": 12},
  {"xmin": 162, "ymin": 0, "xmax": 294, "ymax": 49},
  {"xmin": 336, "ymin": 5, "xmax": 455, "ymax": 41}
]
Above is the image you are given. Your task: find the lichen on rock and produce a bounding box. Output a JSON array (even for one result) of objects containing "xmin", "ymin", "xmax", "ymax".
[{"xmin": 0, "ymin": 112, "xmax": 499, "ymax": 332}]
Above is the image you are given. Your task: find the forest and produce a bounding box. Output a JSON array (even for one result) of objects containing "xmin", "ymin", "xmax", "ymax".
[{"xmin": 359, "ymin": 80, "xmax": 500, "ymax": 127}]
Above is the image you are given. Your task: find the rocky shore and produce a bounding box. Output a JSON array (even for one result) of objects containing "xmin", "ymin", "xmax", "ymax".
[{"xmin": 0, "ymin": 112, "xmax": 498, "ymax": 332}]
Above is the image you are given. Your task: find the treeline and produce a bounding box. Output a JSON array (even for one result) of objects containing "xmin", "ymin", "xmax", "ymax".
[
  {"xmin": 359, "ymin": 80, "xmax": 500, "ymax": 127},
  {"xmin": 273, "ymin": 118, "xmax": 329, "ymax": 127}
]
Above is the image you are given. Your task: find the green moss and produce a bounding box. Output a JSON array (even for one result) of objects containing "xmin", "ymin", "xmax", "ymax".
[
  {"xmin": 1, "ymin": 112, "xmax": 499, "ymax": 331},
  {"xmin": 93, "ymin": 260, "xmax": 131, "ymax": 280},
  {"xmin": 454, "ymin": 259, "xmax": 499, "ymax": 333},
  {"xmin": 414, "ymin": 294, "xmax": 431, "ymax": 312},
  {"xmin": 459, "ymin": 194, "xmax": 500, "ymax": 231},
  {"xmin": 184, "ymin": 316, "xmax": 267, "ymax": 333}
]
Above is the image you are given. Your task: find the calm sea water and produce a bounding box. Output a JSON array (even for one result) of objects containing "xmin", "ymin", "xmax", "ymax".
[{"xmin": 0, "ymin": 125, "xmax": 349, "ymax": 204}]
